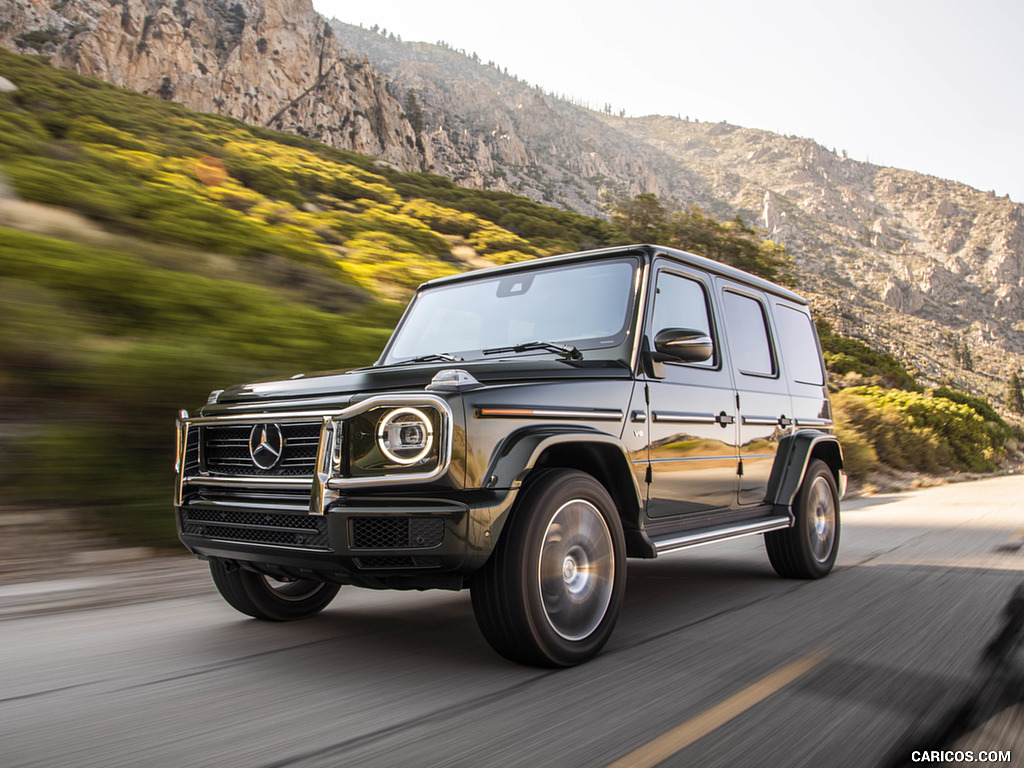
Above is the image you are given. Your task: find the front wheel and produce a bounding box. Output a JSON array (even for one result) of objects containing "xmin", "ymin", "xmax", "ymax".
[
  {"xmin": 471, "ymin": 469, "xmax": 626, "ymax": 666},
  {"xmin": 765, "ymin": 459, "xmax": 840, "ymax": 579},
  {"xmin": 209, "ymin": 560, "xmax": 341, "ymax": 621}
]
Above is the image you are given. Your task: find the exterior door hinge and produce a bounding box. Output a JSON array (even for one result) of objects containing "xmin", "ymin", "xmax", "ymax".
[
  {"xmin": 645, "ymin": 465, "xmax": 653, "ymax": 484},
  {"xmin": 737, "ymin": 459, "xmax": 744, "ymax": 476}
]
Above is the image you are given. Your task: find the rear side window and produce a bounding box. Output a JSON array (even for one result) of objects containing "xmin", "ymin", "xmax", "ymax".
[
  {"xmin": 775, "ymin": 305, "xmax": 825, "ymax": 385},
  {"xmin": 723, "ymin": 291, "xmax": 775, "ymax": 376}
]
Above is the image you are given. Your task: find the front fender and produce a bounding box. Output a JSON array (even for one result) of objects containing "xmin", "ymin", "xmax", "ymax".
[
  {"xmin": 765, "ymin": 430, "xmax": 846, "ymax": 507},
  {"xmin": 485, "ymin": 426, "xmax": 637, "ymax": 496},
  {"xmin": 481, "ymin": 424, "xmax": 649, "ymax": 556}
]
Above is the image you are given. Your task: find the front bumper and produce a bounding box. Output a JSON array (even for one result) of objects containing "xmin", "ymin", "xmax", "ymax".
[
  {"xmin": 175, "ymin": 490, "xmax": 514, "ymax": 590},
  {"xmin": 174, "ymin": 395, "xmax": 512, "ymax": 588}
]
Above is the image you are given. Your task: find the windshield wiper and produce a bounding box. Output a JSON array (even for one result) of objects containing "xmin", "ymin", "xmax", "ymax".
[
  {"xmin": 482, "ymin": 341, "xmax": 583, "ymax": 360},
  {"xmin": 406, "ymin": 352, "xmax": 464, "ymax": 363}
]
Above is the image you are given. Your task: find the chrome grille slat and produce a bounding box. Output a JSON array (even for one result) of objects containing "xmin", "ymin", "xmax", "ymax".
[{"xmin": 202, "ymin": 420, "xmax": 321, "ymax": 478}]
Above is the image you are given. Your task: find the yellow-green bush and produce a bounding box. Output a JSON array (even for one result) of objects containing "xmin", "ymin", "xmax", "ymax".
[{"xmin": 832, "ymin": 386, "xmax": 1006, "ymax": 474}]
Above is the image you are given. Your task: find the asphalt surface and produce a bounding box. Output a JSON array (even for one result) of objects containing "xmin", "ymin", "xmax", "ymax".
[{"xmin": 2, "ymin": 476, "xmax": 1023, "ymax": 768}]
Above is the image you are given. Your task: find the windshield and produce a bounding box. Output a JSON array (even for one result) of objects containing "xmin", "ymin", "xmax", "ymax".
[{"xmin": 382, "ymin": 258, "xmax": 639, "ymax": 365}]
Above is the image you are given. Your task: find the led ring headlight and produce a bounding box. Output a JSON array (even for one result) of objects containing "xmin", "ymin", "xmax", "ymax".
[{"xmin": 377, "ymin": 407, "xmax": 434, "ymax": 465}]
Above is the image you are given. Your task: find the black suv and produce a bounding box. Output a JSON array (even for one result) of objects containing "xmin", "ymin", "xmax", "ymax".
[{"xmin": 175, "ymin": 245, "xmax": 845, "ymax": 666}]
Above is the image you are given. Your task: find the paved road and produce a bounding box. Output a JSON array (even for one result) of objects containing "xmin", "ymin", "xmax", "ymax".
[{"xmin": 2, "ymin": 476, "xmax": 1023, "ymax": 768}]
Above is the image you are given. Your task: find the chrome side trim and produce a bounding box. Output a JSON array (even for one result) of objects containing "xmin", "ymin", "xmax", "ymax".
[
  {"xmin": 649, "ymin": 455, "xmax": 736, "ymax": 464},
  {"xmin": 795, "ymin": 419, "xmax": 835, "ymax": 428},
  {"xmin": 742, "ymin": 416, "xmax": 781, "ymax": 426},
  {"xmin": 652, "ymin": 516, "xmax": 792, "ymax": 556},
  {"xmin": 652, "ymin": 411, "xmax": 717, "ymax": 425}
]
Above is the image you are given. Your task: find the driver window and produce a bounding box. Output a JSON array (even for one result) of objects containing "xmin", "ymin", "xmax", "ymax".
[{"xmin": 651, "ymin": 271, "xmax": 716, "ymax": 367}]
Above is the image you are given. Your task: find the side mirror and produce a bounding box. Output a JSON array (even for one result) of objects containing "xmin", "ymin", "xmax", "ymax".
[{"xmin": 653, "ymin": 328, "xmax": 714, "ymax": 363}]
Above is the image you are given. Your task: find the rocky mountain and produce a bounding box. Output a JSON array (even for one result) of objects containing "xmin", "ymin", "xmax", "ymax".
[
  {"xmin": 327, "ymin": 24, "xmax": 1024, "ymax": 408},
  {"xmin": 0, "ymin": 0, "xmax": 422, "ymax": 168},
  {"xmin": 2, "ymin": 0, "xmax": 1022, "ymax": 411}
]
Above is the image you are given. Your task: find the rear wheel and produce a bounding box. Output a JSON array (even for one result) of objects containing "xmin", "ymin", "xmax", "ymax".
[
  {"xmin": 209, "ymin": 560, "xmax": 340, "ymax": 621},
  {"xmin": 471, "ymin": 469, "xmax": 626, "ymax": 666},
  {"xmin": 765, "ymin": 459, "xmax": 840, "ymax": 579}
]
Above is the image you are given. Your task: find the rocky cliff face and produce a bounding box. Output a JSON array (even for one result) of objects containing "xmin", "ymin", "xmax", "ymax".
[
  {"xmin": 611, "ymin": 116, "xmax": 1024, "ymax": 392},
  {"xmin": 328, "ymin": 24, "xmax": 688, "ymax": 213},
  {"xmin": 3, "ymin": 2, "xmax": 1022, "ymax": 408},
  {"xmin": 0, "ymin": 0, "xmax": 423, "ymax": 168}
]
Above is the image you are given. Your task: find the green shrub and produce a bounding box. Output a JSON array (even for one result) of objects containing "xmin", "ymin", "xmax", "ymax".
[
  {"xmin": 820, "ymin": 336, "xmax": 919, "ymax": 390},
  {"xmin": 832, "ymin": 386, "xmax": 1005, "ymax": 474}
]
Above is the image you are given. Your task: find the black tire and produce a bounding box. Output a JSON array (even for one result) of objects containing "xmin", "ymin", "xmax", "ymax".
[
  {"xmin": 209, "ymin": 560, "xmax": 341, "ymax": 621},
  {"xmin": 765, "ymin": 459, "xmax": 840, "ymax": 579},
  {"xmin": 471, "ymin": 469, "xmax": 626, "ymax": 667}
]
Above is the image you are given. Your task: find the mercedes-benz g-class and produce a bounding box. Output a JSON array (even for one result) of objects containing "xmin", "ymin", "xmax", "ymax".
[{"xmin": 175, "ymin": 244, "xmax": 845, "ymax": 666}]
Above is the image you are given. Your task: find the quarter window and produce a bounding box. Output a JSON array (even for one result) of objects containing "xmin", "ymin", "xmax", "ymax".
[
  {"xmin": 723, "ymin": 291, "xmax": 775, "ymax": 376},
  {"xmin": 776, "ymin": 305, "xmax": 824, "ymax": 385}
]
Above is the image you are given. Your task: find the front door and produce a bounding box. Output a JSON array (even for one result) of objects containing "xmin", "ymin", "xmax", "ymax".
[{"xmin": 645, "ymin": 266, "xmax": 739, "ymax": 518}]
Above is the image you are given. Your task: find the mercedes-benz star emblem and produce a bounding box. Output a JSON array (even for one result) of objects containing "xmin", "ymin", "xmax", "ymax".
[{"xmin": 249, "ymin": 424, "xmax": 284, "ymax": 470}]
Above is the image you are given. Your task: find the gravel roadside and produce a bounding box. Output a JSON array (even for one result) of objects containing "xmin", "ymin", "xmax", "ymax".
[{"xmin": 0, "ymin": 552, "xmax": 212, "ymax": 619}]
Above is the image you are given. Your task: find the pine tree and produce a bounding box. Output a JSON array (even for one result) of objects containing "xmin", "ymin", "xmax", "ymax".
[
  {"xmin": 1008, "ymin": 371, "xmax": 1024, "ymax": 415},
  {"xmin": 403, "ymin": 91, "xmax": 424, "ymax": 134},
  {"xmin": 611, "ymin": 193, "xmax": 668, "ymax": 243},
  {"xmin": 960, "ymin": 340, "xmax": 973, "ymax": 371},
  {"xmin": 610, "ymin": 194, "xmax": 796, "ymax": 284}
]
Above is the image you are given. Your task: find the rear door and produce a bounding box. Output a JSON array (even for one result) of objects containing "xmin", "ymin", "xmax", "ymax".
[{"xmin": 717, "ymin": 282, "xmax": 793, "ymax": 506}]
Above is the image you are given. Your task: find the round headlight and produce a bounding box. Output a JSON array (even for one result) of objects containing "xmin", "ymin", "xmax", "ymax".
[{"xmin": 376, "ymin": 408, "xmax": 434, "ymax": 465}]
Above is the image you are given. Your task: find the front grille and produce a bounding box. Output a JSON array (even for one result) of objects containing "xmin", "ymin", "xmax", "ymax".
[
  {"xmin": 353, "ymin": 556, "xmax": 443, "ymax": 570},
  {"xmin": 203, "ymin": 422, "xmax": 321, "ymax": 477},
  {"xmin": 182, "ymin": 429, "xmax": 200, "ymax": 475},
  {"xmin": 180, "ymin": 508, "xmax": 330, "ymax": 550},
  {"xmin": 351, "ymin": 517, "xmax": 445, "ymax": 549}
]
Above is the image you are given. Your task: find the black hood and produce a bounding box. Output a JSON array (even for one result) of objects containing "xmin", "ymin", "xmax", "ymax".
[{"xmin": 209, "ymin": 357, "xmax": 631, "ymax": 411}]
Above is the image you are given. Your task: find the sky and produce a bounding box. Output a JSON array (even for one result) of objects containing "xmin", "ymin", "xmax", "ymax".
[{"xmin": 312, "ymin": 0, "xmax": 1023, "ymax": 204}]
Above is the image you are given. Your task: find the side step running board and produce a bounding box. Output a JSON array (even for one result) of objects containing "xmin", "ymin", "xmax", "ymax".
[{"xmin": 651, "ymin": 515, "xmax": 793, "ymax": 556}]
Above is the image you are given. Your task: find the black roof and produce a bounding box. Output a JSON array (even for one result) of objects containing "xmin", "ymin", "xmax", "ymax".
[{"xmin": 421, "ymin": 244, "xmax": 807, "ymax": 305}]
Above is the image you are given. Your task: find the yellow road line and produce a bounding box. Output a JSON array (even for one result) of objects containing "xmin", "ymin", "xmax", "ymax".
[
  {"xmin": 996, "ymin": 527, "xmax": 1024, "ymax": 551},
  {"xmin": 605, "ymin": 647, "xmax": 833, "ymax": 768}
]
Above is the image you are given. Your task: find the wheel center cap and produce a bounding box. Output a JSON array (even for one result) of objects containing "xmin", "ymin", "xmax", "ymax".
[
  {"xmin": 563, "ymin": 557, "xmax": 577, "ymax": 582},
  {"xmin": 815, "ymin": 510, "xmax": 827, "ymax": 536}
]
